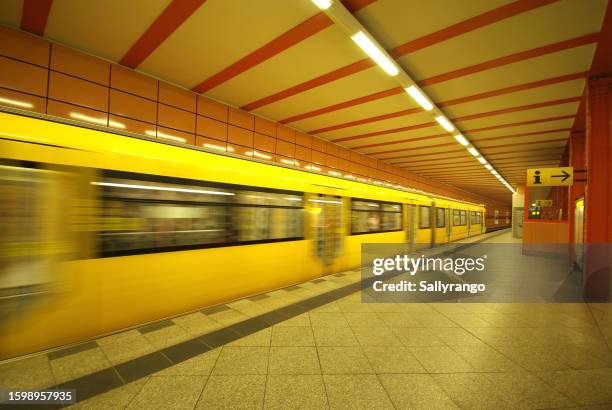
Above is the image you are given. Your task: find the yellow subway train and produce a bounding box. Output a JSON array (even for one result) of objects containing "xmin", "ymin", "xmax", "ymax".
[{"xmin": 0, "ymin": 112, "xmax": 485, "ymax": 359}]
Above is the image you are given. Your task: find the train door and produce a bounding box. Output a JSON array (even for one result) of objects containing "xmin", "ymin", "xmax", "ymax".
[
  {"xmin": 431, "ymin": 204, "xmax": 437, "ymax": 246},
  {"xmin": 309, "ymin": 194, "xmax": 343, "ymax": 269},
  {"xmin": 0, "ymin": 164, "xmax": 71, "ymax": 322},
  {"xmin": 446, "ymin": 208, "xmax": 452, "ymax": 242},
  {"xmin": 406, "ymin": 205, "xmax": 416, "ymax": 251},
  {"xmin": 467, "ymin": 210, "xmax": 472, "ymax": 236}
]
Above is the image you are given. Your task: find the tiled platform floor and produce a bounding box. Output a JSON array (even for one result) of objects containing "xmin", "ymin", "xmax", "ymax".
[{"xmin": 1, "ymin": 230, "xmax": 612, "ymax": 409}]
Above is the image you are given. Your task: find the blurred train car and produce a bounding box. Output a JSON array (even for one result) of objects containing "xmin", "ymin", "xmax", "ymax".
[{"xmin": 0, "ymin": 112, "xmax": 485, "ymax": 359}]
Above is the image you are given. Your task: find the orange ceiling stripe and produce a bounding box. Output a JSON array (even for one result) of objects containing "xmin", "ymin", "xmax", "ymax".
[
  {"xmin": 590, "ymin": 0, "xmax": 612, "ymax": 76},
  {"xmin": 362, "ymin": 127, "xmax": 569, "ymax": 154},
  {"xmin": 466, "ymin": 115, "xmax": 574, "ymax": 133},
  {"xmin": 457, "ymin": 96, "xmax": 580, "ymax": 122},
  {"xmin": 420, "ymin": 33, "xmax": 598, "ymax": 87},
  {"xmin": 243, "ymin": 0, "xmax": 557, "ymax": 111},
  {"xmin": 120, "ymin": 0, "xmax": 205, "ymax": 68},
  {"xmin": 283, "ymin": 34, "xmax": 595, "ymax": 125},
  {"xmin": 484, "ymin": 146, "xmax": 565, "ymax": 156},
  {"xmin": 274, "ymin": 83, "xmax": 398, "ymax": 124},
  {"xmin": 198, "ymin": 0, "xmax": 377, "ymax": 104},
  {"xmin": 342, "ymin": 0, "xmax": 378, "ymax": 13},
  {"xmin": 309, "ymin": 71, "xmax": 586, "ymax": 134},
  {"xmin": 332, "ymin": 97, "xmax": 578, "ymax": 143},
  {"xmin": 390, "ymin": 0, "xmax": 559, "ymax": 58},
  {"xmin": 309, "ymin": 107, "xmax": 421, "ymax": 134},
  {"xmin": 385, "ymin": 138, "xmax": 568, "ymax": 161},
  {"xmin": 333, "ymin": 121, "xmax": 436, "ymax": 143},
  {"xmin": 21, "ymin": 0, "xmax": 53, "ymax": 36},
  {"xmin": 192, "ymin": 12, "xmax": 334, "ymax": 93},
  {"xmin": 354, "ymin": 132, "xmax": 449, "ymax": 150}
]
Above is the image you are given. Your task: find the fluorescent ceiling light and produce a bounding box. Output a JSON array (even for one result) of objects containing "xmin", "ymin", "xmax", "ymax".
[
  {"xmin": 311, "ymin": 0, "xmax": 332, "ymax": 9},
  {"xmin": 435, "ymin": 115, "xmax": 454, "ymax": 132},
  {"xmin": 485, "ymin": 164, "xmax": 493, "ymax": 170},
  {"xmin": 91, "ymin": 182, "xmax": 234, "ymax": 196},
  {"xmin": 0, "ymin": 96, "xmax": 34, "ymax": 109},
  {"xmin": 351, "ymin": 31, "xmax": 398, "ymax": 76},
  {"xmin": 477, "ymin": 157, "xmax": 487, "ymax": 164},
  {"xmin": 405, "ymin": 85, "xmax": 433, "ymax": 111},
  {"xmin": 328, "ymin": 171, "xmax": 342, "ymax": 176},
  {"xmin": 467, "ymin": 147, "xmax": 479, "ymax": 157},
  {"xmin": 454, "ymin": 134, "xmax": 469, "ymax": 146}
]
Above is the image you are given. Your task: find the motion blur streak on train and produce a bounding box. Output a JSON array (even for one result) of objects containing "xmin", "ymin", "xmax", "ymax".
[{"xmin": 0, "ymin": 112, "xmax": 485, "ymax": 359}]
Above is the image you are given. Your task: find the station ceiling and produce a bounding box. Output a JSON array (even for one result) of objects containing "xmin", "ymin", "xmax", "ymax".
[{"xmin": 1, "ymin": 0, "xmax": 610, "ymax": 202}]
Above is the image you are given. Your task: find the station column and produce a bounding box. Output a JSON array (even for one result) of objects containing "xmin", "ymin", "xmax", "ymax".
[
  {"xmin": 568, "ymin": 132, "xmax": 585, "ymax": 270},
  {"xmin": 584, "ymin": 75, "xmax": 612, "ymax": 300}
]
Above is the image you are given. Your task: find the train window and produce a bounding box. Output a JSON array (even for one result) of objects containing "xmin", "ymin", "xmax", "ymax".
[
  {"xmin": 95, "ymin": 170, "xmax": 304, "ymax": 256},
  {"xmin": 471, "ymin": 211, "xmax": 481, "ymax": 225},
  {"xmin": 453, "ymin": 210, "xmax": 467, "ymax": 226},
  {"xmin": 351, "ymin": 199, "xmax": 402, "ymax": 234},
  {"xmin": 418, "ymin": 206, "xmax": 431, "ymax": 229},
  {"xmin": 436, "ymin": 208, "xmax": 446, "ymax": 228}
]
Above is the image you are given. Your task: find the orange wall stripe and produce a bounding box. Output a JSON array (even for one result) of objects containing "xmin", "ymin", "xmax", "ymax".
[
  {"xmin": 308, "ymin": 71, "xmax": 586, "ymax": 134},
  {"xmin": 120, "ymin": 0, "xmax": 206, "ymax": 68},
  {"xmin": 420, "ymin": 33, "xmax": 599, "ymax": 87},
  {"xmin": 242, "ymin": 0, "xmax": 557, "ymax": 111},
  {"xmin": 192, "ymin": 12, "xmax": 334, "ymax": 93},
  {"xmin": 332, "ymin": 97, "xmax": 579, "ymax": 143},
  {"xmin": 21, "ymin": 0, "xmax": 53, "ymax": 36}
]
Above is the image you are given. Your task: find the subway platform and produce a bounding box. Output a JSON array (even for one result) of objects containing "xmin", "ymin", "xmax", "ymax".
[{"xmin": 1, "ymin": 229, "xmax": 611, "ymax": 409}]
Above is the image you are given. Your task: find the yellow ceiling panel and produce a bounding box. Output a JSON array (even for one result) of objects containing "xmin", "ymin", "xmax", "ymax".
[
  {"xmin": 45, "ymin": 0, "xmax": 171, "ymax": 62},
  {"xmin": 139, "ymin": 0, "xmax": 319, "ymax": 89},
  {"xmin": 443, "ymin": 79, "xmax": 585, "ymax": 119},
  {"xmin": 207, "ymin": 25, "xmax": 367, "ymax": 107},
  {"xmin": 455, "ymin": 101, "xmax": 579, "ymax": 130},
  {"xmin": 289, "ymin": 92, "xmax": 412, "ymax": 133},
  {"xmin": 0, "ymin": 0, "xmax": 22, "ymax": 28},
  {"xmin": 398, "ymin": 0, "xmax": 607, "ymax": 81},
  {"xmin": 315, "ymin": 111, "xmax": 433, "ymax": 141},
  {"xmin": 467, "ymin": 118, "xmax": 575, "ymax": 138},
  {"xmin": 422, "ymin": 45, "xmax": 596, "ymax": 103},
  {"xmin": 253, "ymin": 65, "xmax": 398, "ymax": 121}
]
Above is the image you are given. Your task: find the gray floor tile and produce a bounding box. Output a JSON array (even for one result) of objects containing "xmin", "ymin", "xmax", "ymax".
[
  {"xmin": 128, "ymin": 375, "xmax": 206, "ymax": 409},
  {"xmin": 317, "ymin": 347, "xmax": 374, "ymax": 374},
  {"xmin": 196, "ymin": 375, "xmax": 266, "ymax": 409},
  {"xmin": 324, "ymin": 374, "xmax": 394, "ymax": 410},
  {"xmin": 268, "ymin": 347, "xmax": 321, "ymax": 375},
  {"xmin": 212, "ymin": 347, "xmax": 269, "ymax": 375},
  {"xmin": 264, "ymin": 374, "xmax": 328, "ymax": 409}
]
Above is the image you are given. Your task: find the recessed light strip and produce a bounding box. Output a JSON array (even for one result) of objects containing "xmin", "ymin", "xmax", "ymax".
[{"xmin": 311, "ymin": 0, "xmax": 514, "ymax": 193}]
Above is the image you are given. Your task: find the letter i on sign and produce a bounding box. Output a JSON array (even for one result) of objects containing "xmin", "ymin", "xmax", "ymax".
[{"xmin": 533, "ymin": 170, "xmax": 542, "ymax": 185}]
